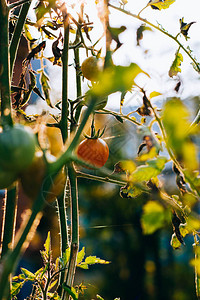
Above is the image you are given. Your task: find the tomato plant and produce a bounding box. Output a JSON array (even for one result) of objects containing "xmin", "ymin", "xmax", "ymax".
[
  {"xmin": 0, "ymin": 125, "xmax": 36, "ymax": 173},
  {"xmin": 77, "ymin": 137, "xmax": 109, "ymax": 168}
]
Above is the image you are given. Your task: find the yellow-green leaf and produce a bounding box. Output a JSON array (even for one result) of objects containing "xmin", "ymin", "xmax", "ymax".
[
  {"xmin": 40, "ymin": 71, "xmax": 53, "ymax": 108},
  {"xmin": 169, "ymin": 51, "xmax": 183, "ymax": 77},
  {"xmin": 91, "ymin": 63, "xmax": 149, "ymax": 99},
  {"xmin": 141, "ymin": 201, "xmax": 170, "ymax": 234},
  {"xmin": 149, "ymin": 91, "xmax": 162, "ymax": 99},
  {"xmin": 149, "ymin": 0, "xmax": 176, "ymax": 10}
]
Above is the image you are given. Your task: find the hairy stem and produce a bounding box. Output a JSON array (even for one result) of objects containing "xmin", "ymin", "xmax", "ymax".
[
  {"xmin": 0, "ymin": 189, "xmax": 46, "ymax": 299},
  {"xmin": 0, "ymin": 0, "xmax": 13, "ymax": 127},
  {"xmin": 62, "ymin": 164, "xmax": 79, "ymax": 300},
  {"xmin": 60, "ymin": 13, "xmax": 70, "ymax": 143},
  {"xmin": 1, "ymin": 186, "xmax": 17, "ymax": 258}
]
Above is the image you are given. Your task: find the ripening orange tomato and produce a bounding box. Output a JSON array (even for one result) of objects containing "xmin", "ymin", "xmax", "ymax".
[{"xmin": 77, "ymin": 138, "xmax": 109, "ymax": 168}]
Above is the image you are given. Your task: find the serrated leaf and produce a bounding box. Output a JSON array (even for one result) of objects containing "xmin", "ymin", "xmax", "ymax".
[
  {"xmin": 169, "ymin": 51, "xmax": 183, "ymax": 77},
  {"xmin": 141, "ymin": 201, "xmax": 171, "ymax": 234},
  {"xmin": 149, "ymin": 0, "xmax": 175, "ymax": 10},
  {"xmin": 76, "ymin": 247, "xmax": 85, "ymax": 265},
  {"xmin": 40, "ymin": 71, "xmax": 53, "ymax": 108},
  {"xmin": 85, "ymin": 256, "xmax": 110, "ymax": 265},
  {"xmin": 21, "ymin": 268, "xmax": 35, "ymax": 280},
  {"xmin": 120, "ymin": 183, "xmax": 144, "ymax": 199},
  {"xmin": 78, "ymin": 256, "xmax": 110, "ymax": 269},
  {"xmin": 130, "ymin": 157, "xmax": 167, "ymax": 182}
]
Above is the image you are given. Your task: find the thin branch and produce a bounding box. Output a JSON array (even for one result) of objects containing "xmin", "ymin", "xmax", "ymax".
[{"xmin": 108, "ymin": 4, "xmax": 200, "ymax": 74}]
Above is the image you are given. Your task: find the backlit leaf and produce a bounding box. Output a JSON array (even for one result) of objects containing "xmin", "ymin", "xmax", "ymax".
[
  {"xmin": 169, "ymin": 51, "xmax": 183, "ymax": 77},
  {"xmin": 21, "ymin": 268, "xmax": 35, "ymax": 280},
  {"xmin": 11, "ymin": 282, "xmax": 24, "ymax": 296},
  {"xmin": 76, "ymin": 247, "xmax": 85, "ymax": 265},
  {"xmin": 44, "ymin": 231, "xmax": 51, "ymax": 255},
  {"xmin": 130, "ymin": 157, "xmax": 167, "ymax": 182},
  {"xmin": 162, "ymin": 98, "xmax": 198, "ymax": 170},
  {"xmin": 141, "ymin": 201, "xmax": 171, "ymax": 234},
  {"xmin": 170, "ymin": 233, "xmax": 181, "ymax": 249},
  {"xmin": 91, "ymin": 63, "xmax": 149, "ymax": 99},
  {"xmin": 149, "ymin": 0, "xmax": 176, "ymax": 10},
  {"xmin": 180, "ymin": 17, "xmax": 196, "ymax": 40},
  {"xmin": 40, "ymin": 71, "xmax": 53, "ymax": 108},
  {"xmin": 149, "ymin": 91, "xmax": 162, "ymax": 98}
]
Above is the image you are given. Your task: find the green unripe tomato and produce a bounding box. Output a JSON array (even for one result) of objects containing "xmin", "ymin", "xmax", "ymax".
[
  {"xmin": 0, "ymin": 166, "xmax": 18, "ymax": 189},
  {"xmin": 0, "ymin": 124, "xmax": 36, "ymax": 173},
  {"xmin": 81, "ymin": 56, "xmax": 102, "ymax": 81}
]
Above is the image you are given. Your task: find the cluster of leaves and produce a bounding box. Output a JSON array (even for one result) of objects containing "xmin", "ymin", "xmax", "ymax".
[{"xmin": 11, "ymin": 233, "xmax": 109, "ymax": 299}]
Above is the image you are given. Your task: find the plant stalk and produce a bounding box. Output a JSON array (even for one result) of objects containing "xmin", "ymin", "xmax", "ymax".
[
  {"xmin": 62, "ymin": 164, "xmax": 79, "ymax": 300},
  {"xmin": 1, "ymin": 185, "xmax": 17, "ymax": 258},
  {"xmin": 0, "ymin": 0, "xmax": 13, "ymax": 127},
  {"xmin": 60, "ymin": 13, "xmax": 70, "ymax": 144}
]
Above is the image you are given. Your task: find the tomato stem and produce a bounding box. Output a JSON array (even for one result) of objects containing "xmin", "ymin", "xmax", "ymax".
[
  {"xmin": 1, "ymin": 185, "xmax": 17, "ymax": 259},
  {"xmin": 62, "ymin": 164, "xmax": 79, "ymax": 300},
  {"xmin": 60, "ymin": 11, "xmax": 70, "ymax": 144},
  {"xmin": 0, "ymin": 0, "xmax": 13, "ymax": 128}
]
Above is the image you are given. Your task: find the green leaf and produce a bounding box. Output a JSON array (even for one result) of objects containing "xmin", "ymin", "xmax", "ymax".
[
  {"xmin": 21, "ymin": 268, "xmax": 35, "ymax": 280},
  {"xmin": 63, "ymin": 285, "xmax": 78, "ymax": 300},
  {"xmin": 149, "ymin": 91, "xmax": 162, "ymax": 98},
  {"xmin": 130, "ymin": 157, "xmax": 167, "ymax": 182},
  {"xmin": 149, "ymin": 0, "xmax": 175, "ymax": 10},
  {"xmin": 120, "ymin": 183, "xmax": 144, "ymax": 199},
  {"xmin": 90, "ymin": 63, "xmax": 149, "ymax": 99},
  {"xmin": 170, "ymin": 232, "xmax": 182, "ymax": 249},
  {"xmin": 76, "ymin": 247, "xmax": 85, "ymax": 265},
  {"xmin": 85, "ymin": 256, "xmax": 110, "ymax": 265},
  {"xmin": 77, "ymin": 256, "xmax": 110, "ymax": 269},
  {"xmin": 62, "ymin": 248, "xmax": 70, "ymax": 267},
  {"xmin": 44, "ymin": 231, "xmax": 51, "ymax": 256},
  {"xmin": 162, "ymin": 98, "xmax": 198, "ymax": 170},
  {"xmin": 97, "ymin": 295, "xmax": 104, "ymax": 300},
  {"xmin": 11, "ymin": 281, "xmax": 25, "ymax": 296},
  {"xmin": 141, "ymin": 201, "xmax": 171, "ymax": 234},
  {"xmin": 169, "ymin": 51, "xmax": 183, "ymax": 77},
  {"xmin": 40, "ymin": 71, "xmax": 53, "ymax": 108},
  {"xmin": 180, "ymin": 17, "xmax": 196, "ymax": 40}
]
